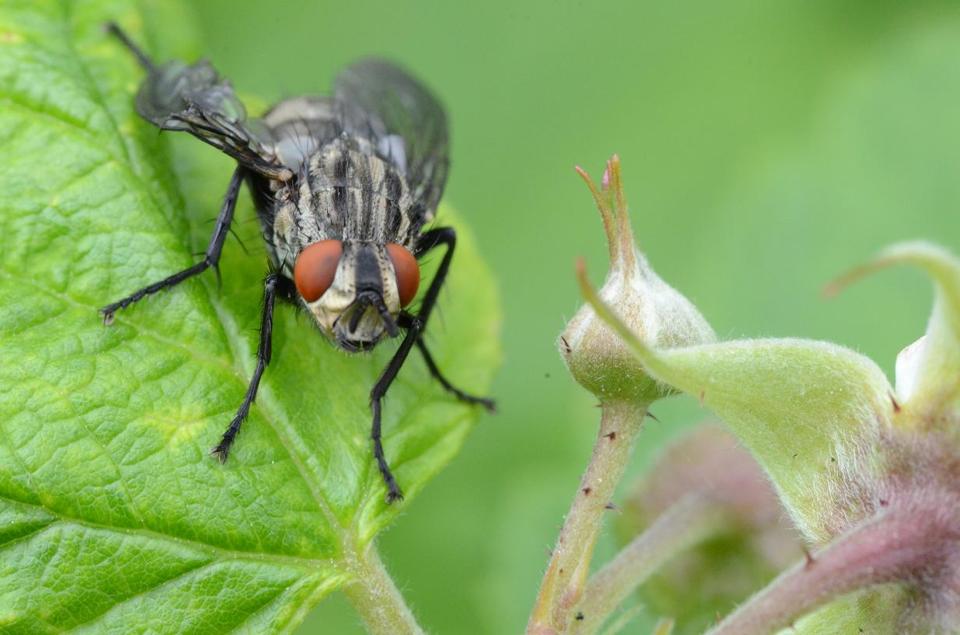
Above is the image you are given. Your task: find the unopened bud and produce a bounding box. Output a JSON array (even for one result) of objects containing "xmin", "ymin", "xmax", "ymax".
[{"xmin": 560, "ymin": 155, "xmax": 715, "ymax": 403}]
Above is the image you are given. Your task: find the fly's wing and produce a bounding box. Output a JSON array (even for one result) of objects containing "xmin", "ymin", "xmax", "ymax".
[
  {"xmin": 334, "ymin": 59, "xmax": 449, "ymax": 220},
  {"xmin": 137, "ymin": 60, "xmax": 291, "ymax": 180}
]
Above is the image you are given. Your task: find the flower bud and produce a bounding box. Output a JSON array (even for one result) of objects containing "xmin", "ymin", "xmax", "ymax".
[{"xmin": 560, "ymin": 155, "xmax": 715, "ymax": 403}]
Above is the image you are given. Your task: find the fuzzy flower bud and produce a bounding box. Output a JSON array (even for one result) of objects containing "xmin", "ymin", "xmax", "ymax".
[
  {"xmin": 579, "ymin": 232, "xmax": 960, "ymax": 633},
  {"xmin": 559, "ymin": 155, "xmax": 715, "ymax": 403}
]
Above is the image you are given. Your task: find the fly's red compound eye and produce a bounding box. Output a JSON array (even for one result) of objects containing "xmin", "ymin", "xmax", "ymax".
[
  {"xmin": 386, "ymin": 243, "xmax": 420, "ymax": 307},
  {"xmin": 294, "ymin": 240, "xmax": 343, "ymax": 302}
]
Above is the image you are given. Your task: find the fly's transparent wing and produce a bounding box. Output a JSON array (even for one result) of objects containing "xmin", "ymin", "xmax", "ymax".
[
  {"xmin": 334, "ymin": 59, "xmax": 449, "ymax": 217},
  {"xmin": 137, "ymin": 60, "xmax": 291, "ymax": 180}
]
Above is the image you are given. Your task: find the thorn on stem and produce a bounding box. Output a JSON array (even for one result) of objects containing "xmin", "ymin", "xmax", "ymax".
[
  {"xmin": 890, "ymin": 393, "xmax": 902, "ymax": 413},
  {"xmin": 604, "ymin": 431, "xmax": 617, "ymax": 440},
  {"xmin": 803, "ymin": 547, "xmax": 816, "ymax": 569}
]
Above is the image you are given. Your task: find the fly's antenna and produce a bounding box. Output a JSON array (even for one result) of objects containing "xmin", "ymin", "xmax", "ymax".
[{"xmin": 105, "ymin": 22, "xmax": 156, "ymax": 72}]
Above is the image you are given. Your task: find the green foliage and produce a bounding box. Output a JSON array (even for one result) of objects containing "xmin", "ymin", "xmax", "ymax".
[{"xmin": 0, "ymin": 1, "xmax": 499, "ymax": 631}]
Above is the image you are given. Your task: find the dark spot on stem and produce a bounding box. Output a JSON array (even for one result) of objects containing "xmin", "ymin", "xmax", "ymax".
[
  {"xmin": 582, "ymin": 487, "xmax": 592, "ymax": 496},
  {"xmin": 575, "ymin": 612, "xmax": 584, "ymax": 621},
  {"xmin": 604, "ymin": 431, "xmax": 617, "ymax": 441},
  {"xmin": 890, "ymin": 393, "xmax": 902, "ymax": 413}
]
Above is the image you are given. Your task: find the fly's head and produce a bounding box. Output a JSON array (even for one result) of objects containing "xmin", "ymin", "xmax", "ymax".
[{"xmin": 293, "ymin": 240, "xmax": 420, "ymax": 352}]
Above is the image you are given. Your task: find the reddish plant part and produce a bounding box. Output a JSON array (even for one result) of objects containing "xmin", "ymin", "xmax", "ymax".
[
  {"xmin": 575, "ymin": 426, "xmax": 802, "ymax": 634},
  {"xmin": 579, "ymin": 219, "xmax": 960, "ymax": 632}
]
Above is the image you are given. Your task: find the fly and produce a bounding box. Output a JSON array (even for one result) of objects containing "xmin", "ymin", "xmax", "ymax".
[{"xmin": 100, "ymin": 24, "xmax": 495, "ymax": 503}]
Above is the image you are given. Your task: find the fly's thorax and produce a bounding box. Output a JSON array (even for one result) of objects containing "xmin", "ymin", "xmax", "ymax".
[
  {"xmin": 267, "ymin": 149, "xmax": 420, "ymax": 270},
  {"xmin": 306, "ymin": 142, "xmax": 417, "ymax": 245},
  {"xmin": 303, "ymin": 241, "xmax": 403, "ymax": 352},
  {"xmin": 257, "ymin": 134, "xmax": 425, "ymax": 352}
]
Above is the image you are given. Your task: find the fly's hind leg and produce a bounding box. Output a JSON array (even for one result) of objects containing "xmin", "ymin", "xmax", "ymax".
[{"xmin": 99, "ymin": 166, "xmax": 244, "ymax": 324}]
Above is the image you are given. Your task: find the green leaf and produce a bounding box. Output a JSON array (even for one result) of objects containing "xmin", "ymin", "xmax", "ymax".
[
  {"xmin": 0, "ymin": 1, "xmax": 500, "ymax": 632},
  {"xmin": 578, "ymin": 265, "xmax": 894, "ymax": 543}
]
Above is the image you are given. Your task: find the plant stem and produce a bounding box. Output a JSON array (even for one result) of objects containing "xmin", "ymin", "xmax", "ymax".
[
  {"xmin": 709, "ymin": 505, "xmax": 954, "ymax": 635},
  {"xmin": 571, "ymin": 493, "xmax": 731, "ymax": 634},
  {"xmin": 342, "ymin": 543, "xmax": 425, "ymax": 635},
  {"xmin": 527, "ymin": 400, "xmax": 649, "ymax": 635}
]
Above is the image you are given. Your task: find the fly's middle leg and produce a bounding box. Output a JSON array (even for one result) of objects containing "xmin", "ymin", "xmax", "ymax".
[
  {"xmin": 415, "ymin": 336, "xmax": 496, "ymax": 412},
  {"xmin": 99, "ymin": 166, "xmax": 244, "ymax": 324}
]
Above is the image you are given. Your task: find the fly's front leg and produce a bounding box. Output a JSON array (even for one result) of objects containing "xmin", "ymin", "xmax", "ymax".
[
  {"xmin": 99, "ymin": 166, "xmax": 244, "ymax": 324},
  {"xmin": 370, "ymin": 326, "xmax": 421, "ymax": 503},
  {"xmin": 211, "ymin": 272, "xmax": 285, "ymax": 461},
  {"xmin": 370, "ymin": 227, "xmax": 495, "ymax": 503}
]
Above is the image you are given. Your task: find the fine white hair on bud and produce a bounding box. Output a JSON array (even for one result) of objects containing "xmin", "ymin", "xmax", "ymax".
[{"xmin": 559, "ymin": 155, "xmax": 715, "ymax": 403}]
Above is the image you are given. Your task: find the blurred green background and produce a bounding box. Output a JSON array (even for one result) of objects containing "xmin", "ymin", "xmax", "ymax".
[{"xmin": 189, "ymin": 1, "xmax": 960, "ymax": 632}]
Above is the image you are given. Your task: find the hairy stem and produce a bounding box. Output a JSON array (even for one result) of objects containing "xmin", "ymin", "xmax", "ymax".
[
  {"xmin": 342, "ymin": 543, "xmax": 424, "ymax": 635},
  {"xmin": 709, "ymin": 505, "xmax": 955, "ymax": 635},
  {"xmin": 528, "ymin": 400, "xmax": 649, "ymax": 635},
  {"xmin": 571, "ymin": 493, "xmax": 731, "ymax": 634}
]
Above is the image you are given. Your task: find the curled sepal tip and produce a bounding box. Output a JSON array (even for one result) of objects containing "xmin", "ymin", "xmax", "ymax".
[{"xmin": 827, "ymin": 241, "xmax": 960, "ymax": 424}]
